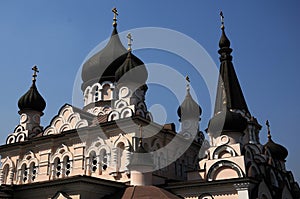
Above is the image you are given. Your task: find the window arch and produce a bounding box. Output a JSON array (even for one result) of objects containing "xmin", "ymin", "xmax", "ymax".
[
  {"xmin": 100, "ymin": 148, "xmax": 108, "ymax": 170},
  {"xmin": 54, "ymin": 157, "xmax": 62, "ymax": 178},
  {"xmin": 86, "ymin": 137, "xmax": 111, "ymax": 175},
  {"xmin": 16, "ymin": 151, "xmax": 38, "ymax": 184},
  {"xmin": 19, "ymin": 162, "xmax": 37, "ymax": 184},
  {"xmin": 52, "ymin": 156, "xmax": 72, "ymax": 179},
  {"xmin": 89, "ymin": 151, "xmax": 98, "ymax": 174},
  {"xmin": 63, "ymin": 156, "xmax": 71, "ymax": 176},
  {"xmin": 29, "ymin": 162, "xmax": 37, "ymax": 182},
  {"xmin": 21, "ymin": 163, "xmax": 28, "ymax": 183},
  {"xmin": 207, "ymin": 160, "xmax": 244, "ymax": 181},
  {"xmin": 213, "ymin": 145, "xmax": 237, "ymax": 159},
  {"xmin": 50, "ymin": 144, "xmax": 73, "ymax": 179},
  {"xmin": 1, "ymin": 164, "xmax": 10, "ymax": 184}
]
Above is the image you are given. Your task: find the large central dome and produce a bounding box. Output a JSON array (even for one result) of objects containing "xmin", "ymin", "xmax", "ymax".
[{"xmin": 81, "ymin": 26, "xmax": 128, "ymax": 91}]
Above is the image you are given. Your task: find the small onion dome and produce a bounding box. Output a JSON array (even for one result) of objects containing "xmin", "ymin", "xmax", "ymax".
[
  {"xmin": 219, "ymin": 26, "xmax": 231, "ymax": 49},
  {"xmin": 130, "ymin": 141, "xmax": 153, "ymax": 166},
  {"xmin": 264, "ymin": 138, "xmax": 288, "ymax": 161},
  {"xmin": 177, "ymin": 89, "xmax": 202, "ymax": 121},
  {"xmin": 18, "ymin": 80, "xmax": 46, "ymax": 113},
  {"xmin": 81, "ymin": 27, "xmax": 127, "ymax": 90},
  {"xmin": 115, "ymin": 51, "xmax": 148, "ymax": 84},
  {"xmin": 208, "ymin": 109, "xmax": 247, "ymax": 134}
]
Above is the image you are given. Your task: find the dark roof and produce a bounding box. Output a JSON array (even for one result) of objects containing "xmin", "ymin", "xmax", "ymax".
[
  {"xmin": 177, "ymin": 87, "xmax": 201, "ymax": 121},
  {"xmin": 208, "ymin": 109, "xmax": 247, "ymax": 133},
  {"xmin": 120, "ymin": 186, "xmax": 181, "ymax": 199},
  {"xmin": 115, "ymin": 51, "xmax": 148, "ymax": 84},
  {"xmin": 18, "ymin": 80, "xmax": 46, "ymax": 113},
  {"xmin": 81, "ymin": 25, "xmax": 127, "ymax": 90},
  {"xmin": 264, "ymin": 138, "xmax": 288, "ymax": 161},
  {"xmin": 214, "ymin": 25, "xmax": 250, "ymax": 115}
]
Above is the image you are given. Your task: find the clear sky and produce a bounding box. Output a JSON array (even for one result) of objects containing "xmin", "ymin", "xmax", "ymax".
[{"xmin": 0, "ymin": 1, "xmax": 299, "ymax": 182}]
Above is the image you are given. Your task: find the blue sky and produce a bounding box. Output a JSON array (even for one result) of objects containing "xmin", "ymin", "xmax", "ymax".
[{"xmin": 0, "ymin": 1, "xmax": 299, "ymax": 182}]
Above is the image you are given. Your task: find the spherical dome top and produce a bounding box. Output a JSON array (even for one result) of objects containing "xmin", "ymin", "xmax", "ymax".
[
  {"xmin": 115, "ymin": 51, "xmax": 148, "ymax": 84},
  {"xmin": 177, "ymin": 89, "xmax": 202, "ymax": 121},
  {"xmin": 208, "ymin": 109, "xmax": 247, "ymax": 133},
  {"xmin": 219, "ymin": 26, "xmax": 231, "ymax": 49},
  {"xmin": 81, "ymin": 27, "xmax": 127, "ymax": 90},
  {"xmin": 18, "ymin": 81, "xmax": 46, "ymax": 113},
  {"xmin": 264, "ymin": 138, "xmax": 288, "ymax": 161}
]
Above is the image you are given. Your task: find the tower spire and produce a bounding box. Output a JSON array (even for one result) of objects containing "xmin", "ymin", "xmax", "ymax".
[
  {"xmin": 214, "ymin": 11, "xmax": 249, "ymax": 115},
  {"xmin": 208, "ymin": 12, "xmax": 248, "ymax": 138}
]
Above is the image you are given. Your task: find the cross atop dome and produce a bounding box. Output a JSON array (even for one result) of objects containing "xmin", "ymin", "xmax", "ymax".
[
  {"xmin": 220, "ymin": 11, "xmax": 225, "ymax": 28},
  {"xmin": 32, "ymin": 65, "xmax": 39, "ymax": 81},
  {"xmin": 127, "ymin": 33, "xmax": 133, "ymax": 51},
  {"xmin": 266, "ymin": 120, "xmax": 272, "ymax": 140},
  {"xmin": 112, "ymin": 7, "xmax": 118, "ymax": 27}
]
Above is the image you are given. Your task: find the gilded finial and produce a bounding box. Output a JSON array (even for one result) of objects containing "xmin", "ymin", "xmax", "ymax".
[
  {"xmin": 266, "ymin": 120, "xmax": 272, "ymax": 140},
  {"xmin": 112, "ymin": 7, "xmax": 118, "ymax": 27},
  {"xmin": 32, "ymin": 65, "xmax": 39, "ymax": 82},
  {"xmin": 185, "ymin": 75, "xmax": 190, "ymax": 91},
  {"xmin": 127, "ymin": 33, "xmax": 133, "ymax": 51},
  {"xmin": 220, "ymin": 11, "xmax": 225, "ymax": 29}
]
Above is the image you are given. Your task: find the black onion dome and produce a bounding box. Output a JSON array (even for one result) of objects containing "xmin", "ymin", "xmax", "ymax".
[
  {"xmin": 81, "ymin": 26, "xmax": 127, "ymax": 90},
  {"xmin": 264, "ymin": 138, "xmax": 288, "ymax": 161},
  {"xmin": 18, "ymin": 81, "xmax": 46, "ymax": 113},
  {"xmin": 177, "ymin": 89, "xmax": 202, "ymax": 121},
  {"xmin": 115, "ymin": 51, "xmax": 148, "ymax": 84},
  {"xmin": 208, "ymin": 109, "xmax": 247, "ymax": 133},
  {"xmin": 219, "ymin": 26, "xmax": 231, "ymax": 48}
]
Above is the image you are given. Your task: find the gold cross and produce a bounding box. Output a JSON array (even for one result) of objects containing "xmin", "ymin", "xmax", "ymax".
[
  {"xmin": 220, "ymin": 11, "xmax": 224, "ymax": 25},
  {"xmin": 127, "ymin": 33, "xmax": 133, "ymax": 51},
  {"xmin": 32, "ymin": 65, "xmax": 39, "ymax": 81},
  {"xmin": 112, "ymin": 7, "xmax": 118, "ymax": 26}
]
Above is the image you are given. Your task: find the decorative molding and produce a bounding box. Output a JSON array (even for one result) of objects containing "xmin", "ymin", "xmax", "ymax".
[
  {"xmin": 233, "ymin": 182, "xmax": 250, "ymax": 190},
  {"xmin": 207, "ymin": 160, "xmax": 244, "ymax": 181},
  {"xmin": 108, "ymin": 86, "xmax": 152, "ymax": 122},
  {"xmin": 43, "ymin": 104, "xmax": 88, "ymax": 135},
  {"xmin": 6, "ymin": 125, "xmax": 29, "ymax": 144}
]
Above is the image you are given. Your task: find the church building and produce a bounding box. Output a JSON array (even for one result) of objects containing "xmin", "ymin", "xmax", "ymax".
[{"xmin": 0, "ymin": 8, "xmax": 299, "ymax": 199}]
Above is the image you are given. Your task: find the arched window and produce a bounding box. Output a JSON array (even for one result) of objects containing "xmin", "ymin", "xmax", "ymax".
[
  {"xmin": 63, "ymin": 156, "xmax": 71, "ymax": 176},
  {"xmin": 29, "ymin": 162, "xmax": 37, "ymax": 182},
  {"xmin": 54, "ymin": 157, "xmax": 62, "ymax": 178},
  {"xmin": 100, "ymin": 149, "xmax": 108, "ymax": 170},
  {"xmin": 1, "ymin": 165, "xmax": 9, "ymax": 184},
  {"xmin": 89, "ymin": 151, "xmax": 98, "ymax": 173},
  {"xmin": 21, "ymin": 164, "xmax": 28, "ymax": 183}
]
